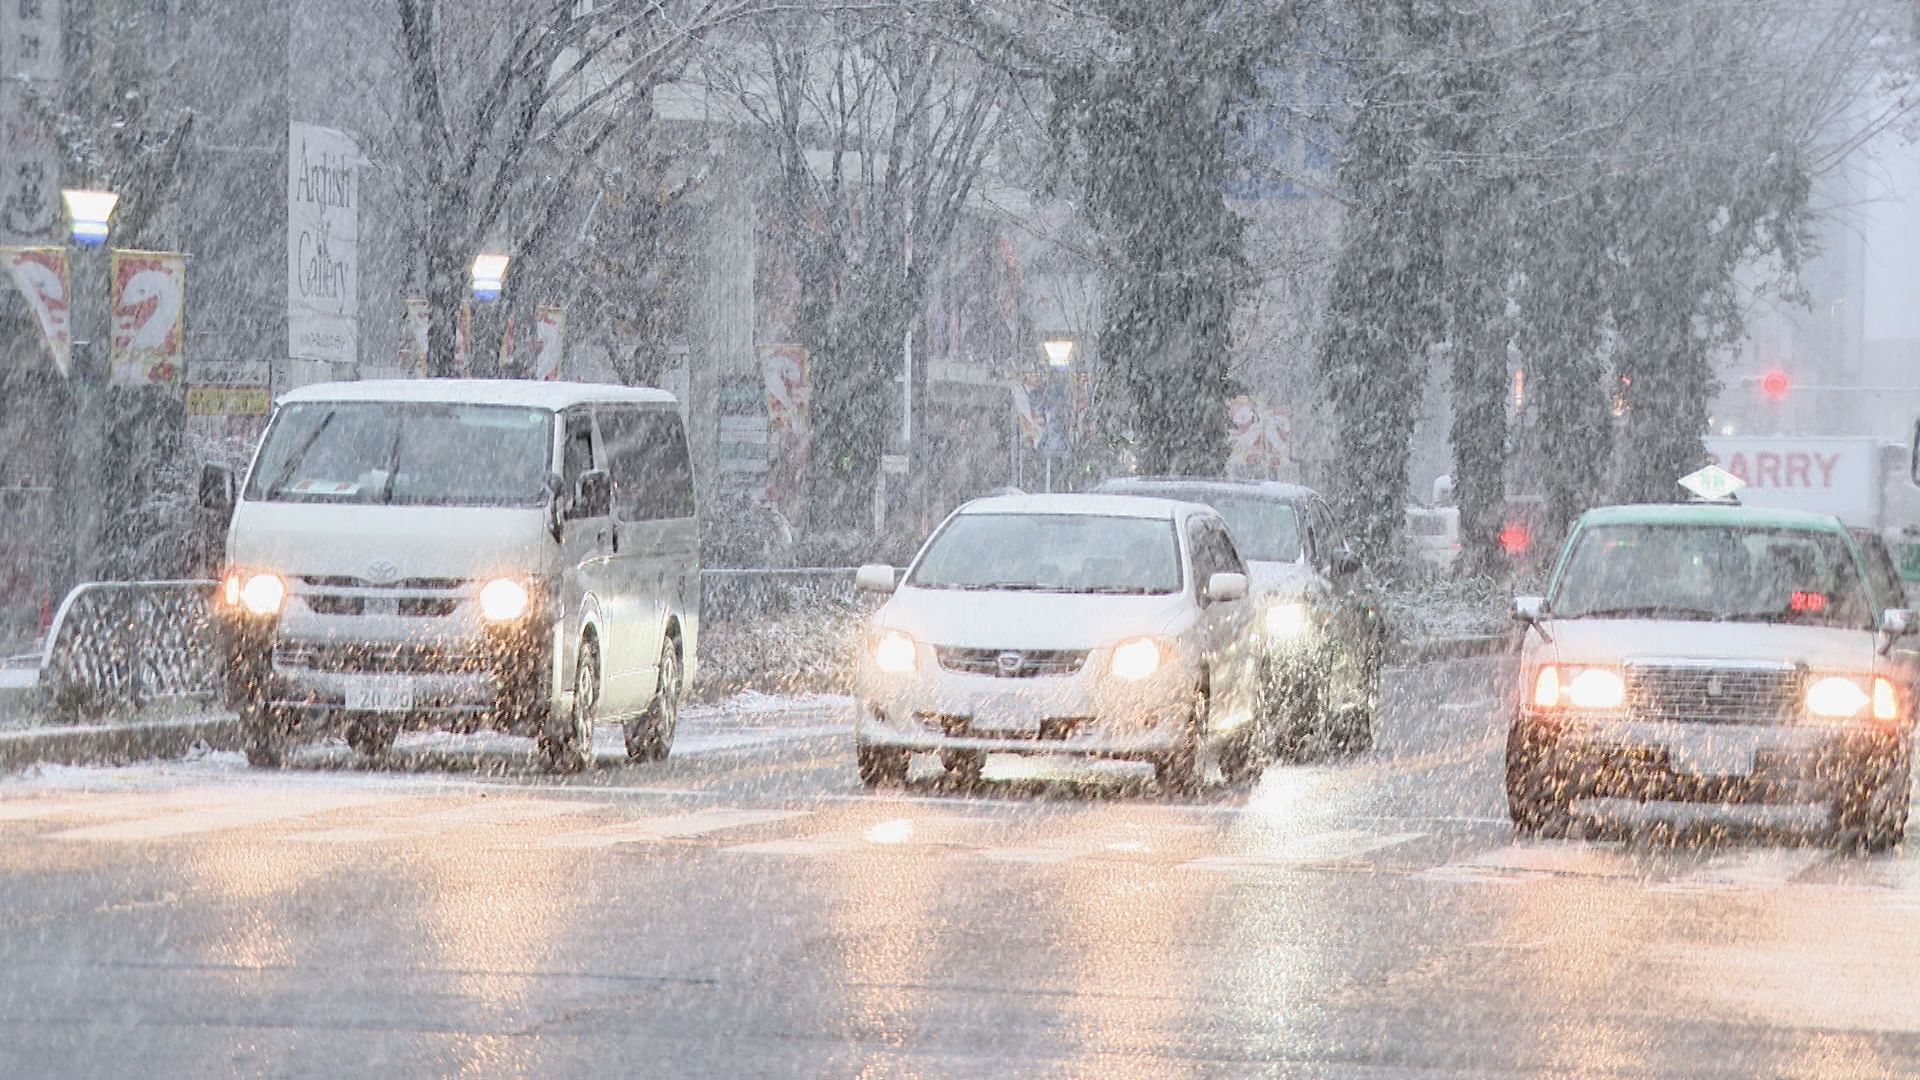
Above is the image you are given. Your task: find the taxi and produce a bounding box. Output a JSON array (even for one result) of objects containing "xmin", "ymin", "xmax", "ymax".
[{"xmin": 1508, "ymin": 496, "xmax": 1918, "ymax": 849}]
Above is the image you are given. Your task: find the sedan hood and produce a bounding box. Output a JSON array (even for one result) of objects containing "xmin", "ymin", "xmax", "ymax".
[
  {"xmin": 228, "ymin": 501, "xmax": 553, "ymax": 581},
  {"xmin": 1246, "ymin": 560, "xmax": 1319, "ymax": 601},
  {"xmin": 876, "ymin": 586, "xmax": 1194, "ymax": 650},
  {"xmin": 1541, "ymin": 618, "xmax": 1875, "ymax": 672}
]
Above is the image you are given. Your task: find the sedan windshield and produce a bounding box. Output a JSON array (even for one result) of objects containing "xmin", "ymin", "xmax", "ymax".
[
  {"xmin": 1551, "ymin": 523, "xmax": 1874, "ymax": 629},
  {"xmin": 244, "ymin": 402, "xmax": 554, "ymax": 507},
  {"xmin": 908, "ymin": 513, "xmax": 1182, "ymax": 594}
]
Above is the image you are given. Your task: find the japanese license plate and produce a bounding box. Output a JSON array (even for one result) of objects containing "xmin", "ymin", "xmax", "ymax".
[
  {"xmin": 344, "ymin": 677, "xmax": 415, "ymax": 712},
  {"xmin": 1667, "ymin": 734, "xmax": 1755, "ymax": 778}
]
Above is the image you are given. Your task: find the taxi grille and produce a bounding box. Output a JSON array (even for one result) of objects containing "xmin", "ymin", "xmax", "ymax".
[
  {"xmin": 1626, "ymin": 663, "xmax": 1801, "ymax": 724},
  {"xmin": 935, "ymin": 647, "xmax": 1088, "ymax": 678}
]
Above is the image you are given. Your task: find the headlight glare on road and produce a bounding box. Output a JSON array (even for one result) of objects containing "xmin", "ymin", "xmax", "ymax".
[
  {"xmin": 1265, "ymin": 601, "xmax": 1309, "ymax": 638},
  {"xmin": 1531, "ymin": 665, "xmax": 1624, "ymax": 711},
  {"xmin": 1807, "ymin": 675, "xmax": 1872, "ymax": 719},
  {"xmin": 238, "ymin": 572, "xmax": 286, "ymax": 617},
  {"xmin": 872, "ymin": 629, "xmax": 918, "ymax": 674},
  {"xmin": 478, "ymin": 578, "xmax": 532, "ymax": 622},
  {"xmin": 1109, "ymin": 637, "xmax": 1162, "ymax": 682}
]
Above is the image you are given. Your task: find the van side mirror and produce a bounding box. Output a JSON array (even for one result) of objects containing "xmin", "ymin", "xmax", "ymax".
[
  {"xmin": 199, "ymin": 462, "xmax": 236, "ymax": 515},
  {"xmin": 855, "ymin": 564, "xmax": 898, "ymax": 594},
  {"xmin": 1205, "ymin": 571, "xmax": 1249, "ymax": 603},
  {"xmin": 570, "ymin": 469, "xmax": 612, "ymax": 520}
]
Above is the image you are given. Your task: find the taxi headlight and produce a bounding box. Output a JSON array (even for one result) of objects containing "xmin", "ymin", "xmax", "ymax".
[
  {"xmin": 1531, "ymin": 665, "xmax": 1625, "ymax": 711},
  {"xmin": 1109, "ymin": 637, "xmax": 1162, "ymax": 682},
  {"xmin": 1806, "ymin": 675, "xmax": 1872, "ymax": 719},
  {"xmin": 1265, "ymin": 601, "xmax": 1310, "ymax": 639},
  {"xmin": 238, "ymin": 572, "xmax": 286, "ymax": 617},
  {"xmin": 1874, "ymin": 676, "xmax": 1900, "ymax": 722},
  {"xmin": 871, "ymin": 629, "xmax": 918, "ymax": 674},
  {"xmin": 478, "ymin": 578, "xmax": 532, "ymax": 622}
]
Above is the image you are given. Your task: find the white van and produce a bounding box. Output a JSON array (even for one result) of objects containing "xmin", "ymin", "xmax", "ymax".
[{"xmin": 201, "ymin": 380, "xmax": 699, "ymax": 773}]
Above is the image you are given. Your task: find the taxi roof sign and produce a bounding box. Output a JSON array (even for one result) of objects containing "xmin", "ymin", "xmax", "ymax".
[{"xmin": 1678, "ymin": 464, "xmax": 1746, "ymax": 502}]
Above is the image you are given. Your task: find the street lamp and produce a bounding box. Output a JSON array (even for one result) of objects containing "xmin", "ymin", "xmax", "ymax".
[
  {"xmin": 1043, "ymin": 337, "xmax": 1075, "ymax": 368},
  {"xmin": 61, "ymin": 189, "xmax": 119, "ymax": 247},
  {"xmin": 471, "ymin": 253, "xmax": 510, "ymax": 301}
]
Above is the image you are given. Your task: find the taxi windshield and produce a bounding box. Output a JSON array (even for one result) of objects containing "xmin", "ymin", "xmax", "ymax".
[{"xmin": 1550, "ymin": 523, "xmax": 1874, "ymax": 629}]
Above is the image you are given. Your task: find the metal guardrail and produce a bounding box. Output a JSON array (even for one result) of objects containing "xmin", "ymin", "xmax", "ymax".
[
  {"xmin": 29, "ymin": 569, "xmax": 866, "ymax": 716},
  {"xmin": 39, "ymin": 580, "xmax": 222, "ymax": 717}
]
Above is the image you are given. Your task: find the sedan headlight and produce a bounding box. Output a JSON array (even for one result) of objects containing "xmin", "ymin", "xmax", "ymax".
[
  {"xmin": 1265, "ymin": 601, "xmax": 1310, "ymax": 639},
  {"xmin": 871, "ymin": 629, "xmax": 918, "ymax": 674},
  {"xmin": 478, "ymin": 578, "xmax": 532, "ymax": 622},
  {"xmin": 1531, "ymin": 665, "xmax": 1625, "ymax": 711},
  {"xmin": 1805, "ymin": 675, "xmax": 1899, "ymax": 721},
  {"xmin": 236, "ymin": 572, "xmax": 286, "ymax": 617},
  {"xmin": 1109, "ymin": 637, "xmax": 1162, "ymax": 682}
]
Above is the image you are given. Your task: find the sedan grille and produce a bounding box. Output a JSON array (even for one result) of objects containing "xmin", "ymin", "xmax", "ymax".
[
  {"xmin": 935, "ymin": 647, "xmax": 1088, "ymax": 678},
  {"xmin": 1625, "ymin": 662, "xmax": 1802, "ymax": 725}
]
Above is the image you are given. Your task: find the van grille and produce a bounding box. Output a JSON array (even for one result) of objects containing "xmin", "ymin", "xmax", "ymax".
[{"xmin": 274, "ymin": 641, "xmax": 486, "ymax": 675}]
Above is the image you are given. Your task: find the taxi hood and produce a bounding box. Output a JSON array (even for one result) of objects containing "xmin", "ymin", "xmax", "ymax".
[
  {"xmin": 1540, "ymin": 618, "xmax": 1876, "ymax": 671},
  {"xmin": 227, "ymin": 500, "xmax": 554, "ymax": 582},
  {"xmin": 875, "ymin": 585, "xmax": 1195, "ymax": 651}
]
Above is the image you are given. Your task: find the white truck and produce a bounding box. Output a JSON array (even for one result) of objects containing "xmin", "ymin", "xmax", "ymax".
[{"xmin": 1707, "ymin": 436, "xmax": 1920, "ymax": 583}]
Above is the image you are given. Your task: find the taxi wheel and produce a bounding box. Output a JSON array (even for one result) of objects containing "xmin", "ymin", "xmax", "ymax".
[
  {"xmin": 1834, "ymin": 750, "xmax": 1911, "ymax": 853},
  {"xmin": 540, "ymin": 643, "xmax": 598, "ymax": 775},
  {"xmin": 942, "ymin": 750, "xmax": 986, "ymax": 789},
  {"xmin": 857, "ymin": 744, "xmax": 909, "ymax": 787},
  {"xmin": 242, "ymin": 703, "xmax": 288, "ymax": 769},
  {"xmin": 345, "ymin": 720, "xmax": 394, "ymax": 758},
  {"xmin": 1505, "ymin": 721, "xmax": 1574, "ymax": 837}
]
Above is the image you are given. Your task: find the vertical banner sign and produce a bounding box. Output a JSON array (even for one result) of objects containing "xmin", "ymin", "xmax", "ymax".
[
  {"xmin": 0, "ymin": 0, "xmax": 63, "ymax": 244},
  {"xmin": 1, "ymin": 247, "xmax": 71, "ymax": 375},
  {"xmin": 761, "ymin": 343, "xmax": 811, "ymax": 514},
  {"xmin": 532, "ymin": 306, "xmax": 567, "ymax": 380},
  {"xmin": 1226, "ymin": 395, "xmax": 1291, "ymax": 474},
  {"xmin": 287, "ymin": 121, "xmax": 359, "ymax": 367},
  {"xmin": 1010, "ymin": 377, "xmax": 1043, "ymax": 448},
  {"xmin": 108, "ymin": 250, "xmax": 186, "ymax": 387},
  {"xmin": 402, "ymin": 297, "xmax": 430, "ymax": 374}
]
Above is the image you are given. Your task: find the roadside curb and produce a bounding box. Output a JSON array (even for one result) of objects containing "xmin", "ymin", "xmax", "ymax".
[
  {"xmin": 1399, "ymin": 632, "xmax": 1520, "ymax": 664},
  {"xmin": 0, "ymin": 713, "xmax": 238, "ymax": 772}
]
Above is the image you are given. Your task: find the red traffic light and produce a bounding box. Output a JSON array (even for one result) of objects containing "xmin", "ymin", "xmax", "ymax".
[{"xmin": 1759, "ymin": 370, "xmax": 1790, "ymax": 402}]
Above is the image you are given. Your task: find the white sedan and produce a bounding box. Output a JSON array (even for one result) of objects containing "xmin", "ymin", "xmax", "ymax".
[{"xmin": 852, "ymin": 494, "xmax": 1268, "ymax": 793}]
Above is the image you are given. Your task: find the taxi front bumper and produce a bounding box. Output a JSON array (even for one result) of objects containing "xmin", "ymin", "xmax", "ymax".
[{"xmin": 1513, "ymin": 710, "xmax": 1910, "ymax": 805}]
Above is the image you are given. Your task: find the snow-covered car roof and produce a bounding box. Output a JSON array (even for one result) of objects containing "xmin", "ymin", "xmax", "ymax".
[
  {"xmin": 277, "ymin": 379, "xmax": 677, "ymax": 411},
  {"xmin": 957, "ymin": 493, "xmax": 1205, "ymax": 520},
  {"xmin": 1097, "ymin": 476, "xmax": 1320, "ymax": 504},
  {"xmin": 1578, "ymin": 502, "xmax": 1848, "ymax": 534}
]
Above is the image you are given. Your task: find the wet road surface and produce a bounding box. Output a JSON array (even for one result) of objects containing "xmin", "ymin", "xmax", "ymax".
[{"xmin": 3, "ymin": 657, "xmax": 1919, "ymax": 1077}]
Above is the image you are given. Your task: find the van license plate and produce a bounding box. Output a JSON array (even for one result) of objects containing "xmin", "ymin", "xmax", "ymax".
[
  {"xmin": 1667, "ymin": 735, "xmax": 1754, "ymax": 778},
  {"xmin": 345, "ymin": 678, "xmax": 415, "ymax": 712}
]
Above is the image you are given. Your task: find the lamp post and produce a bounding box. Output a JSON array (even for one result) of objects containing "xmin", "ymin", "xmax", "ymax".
[
  {"xmin": 60, "ymin": 188, "xmax": 119, "ymax": 589},
  {"xmin": 470, "ymin": 253, "xmax": 510, "ymax": 376},
  {"xmin": 1037, "ymin": 336, "xmax": 1076, "ymax": 492}
]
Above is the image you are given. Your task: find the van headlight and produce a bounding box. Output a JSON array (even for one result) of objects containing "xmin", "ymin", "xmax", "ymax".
[
  {"xmin": 478, "ymin": 578, "xmax": 532, "ymax": 622},
  {"xmin": 234, "ymin": 572, "xmax": 286, "ymax": 617},
  {"xmin": 1109, "ymin": 637, "xmax": 1162, "ymax": 682},
  {"xmin": 871, "ymin": 629, "xmax": 918, "ymax": 674},
  {"xmin": 1265, "ymin": 601, "xmax": 1310, "ymax": 638}
]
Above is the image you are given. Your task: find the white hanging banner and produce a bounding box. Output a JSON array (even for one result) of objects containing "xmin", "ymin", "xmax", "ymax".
[
  {"xmin": 532, "ymin": 305, "xmax": 566, "ymax": 380},
  {"xmin": 1, "ymin": 247, "xmax": 71, "ymax": 376}
]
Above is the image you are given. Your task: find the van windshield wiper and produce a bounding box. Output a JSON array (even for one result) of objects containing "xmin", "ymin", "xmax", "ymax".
[{"xmin": 264, "ymin": 411, "xmax": 337, "ymax": 500}]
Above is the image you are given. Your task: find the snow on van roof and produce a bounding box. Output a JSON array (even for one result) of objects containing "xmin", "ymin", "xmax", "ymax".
[
  {"xmin": 959, "ymin": 493, "xmax": 1204, "ymax": 519},
  {"xmin": 277, "ymin": 379, "xmax": 677, "ymax": 410}
]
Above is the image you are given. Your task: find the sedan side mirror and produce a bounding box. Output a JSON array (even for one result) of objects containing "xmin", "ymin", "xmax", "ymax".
[
  {"xmin": 1205, "ymin": 572, "xmax": 1249, "ymax": 604},
  {"xmin": 199, "ymin": 462, "xmax": 236, "ymax": 515},
  {"xmin": 1331, "ymin": 551, "xmax": 1362, "ymax": 578},
  {"xmin": 570, "ymin": 469, "xmax": 612, "ymax": 520},
  {"xmin": 855, "ymin": 564, "xmax": 898, "ymax": 594}
]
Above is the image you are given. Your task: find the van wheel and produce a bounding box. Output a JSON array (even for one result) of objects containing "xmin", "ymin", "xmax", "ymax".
[
  {"xmin": 625, "ymin": 642, "xmax": 682, "ymax": 763},
  {"xmin": 541, "ymin": 643, "xmax": 598, "ymax": 774}
]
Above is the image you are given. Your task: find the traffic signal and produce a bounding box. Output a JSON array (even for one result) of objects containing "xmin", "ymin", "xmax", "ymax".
[{"xmin": 1759, "ymin": 370, "xmax": 1790, "ymax": 402}]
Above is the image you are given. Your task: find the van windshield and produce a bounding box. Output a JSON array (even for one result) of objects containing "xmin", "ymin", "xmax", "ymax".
[{"xmin": 244, "ymin": 402, "xmax": 554, "ymax": 507}]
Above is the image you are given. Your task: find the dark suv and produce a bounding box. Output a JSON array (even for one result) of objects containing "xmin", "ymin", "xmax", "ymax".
[{"xmin": 1096, "ymin": 477, "xmax": 1386, "ymax": 757}]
